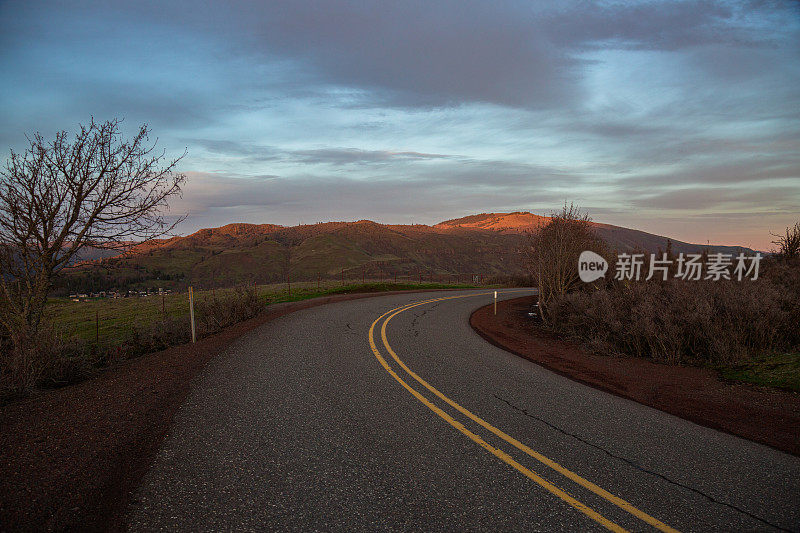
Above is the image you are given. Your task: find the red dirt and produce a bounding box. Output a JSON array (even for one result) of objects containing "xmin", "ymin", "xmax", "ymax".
[
  {"xmin": 470, "ymin": 295, "xmax": 800, "ymax": 457},
  {"xmin": 0, "ymin": 289, "xmax": 452, "ymax": 532}
]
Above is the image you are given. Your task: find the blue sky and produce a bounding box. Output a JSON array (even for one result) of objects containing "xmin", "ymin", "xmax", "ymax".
[{"xmin": 1, "ymin": 0, "xmax": 798, "ymax": 250}]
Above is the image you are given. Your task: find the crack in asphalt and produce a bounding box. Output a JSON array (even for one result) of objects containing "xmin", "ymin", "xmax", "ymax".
[
  {"xmin": 345, "ymin": 322, "xmax": 357, "ymax": 334},
  {"xmin": 410, "ymin": 303, "xmax": 441, "ymax": 338},
  {"xmin": 493, "ymin": 394, "xmax": 793, "ymax": 533}
]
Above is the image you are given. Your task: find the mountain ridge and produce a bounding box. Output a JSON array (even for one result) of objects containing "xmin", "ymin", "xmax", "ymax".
[{"xmin": 57, "ymin": 212, "xmax": 756, "ymax": 293}]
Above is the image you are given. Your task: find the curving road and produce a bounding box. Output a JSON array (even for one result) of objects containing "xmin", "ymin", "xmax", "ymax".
[{"xmin": 128, "ymin": 289, "xmax": 800, "ymax": 532}]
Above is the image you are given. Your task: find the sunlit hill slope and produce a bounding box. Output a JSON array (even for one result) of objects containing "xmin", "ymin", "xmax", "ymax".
[{"xmin": 57, "ymin": 212, "xmax": 755, "ymax": 293}]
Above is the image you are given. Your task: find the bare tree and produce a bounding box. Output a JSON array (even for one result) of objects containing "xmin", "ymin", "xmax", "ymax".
[
  {"xmin": 527, "ymin": 203, "xmax": 607, "ymax": 321},
  {"xmin": 0, "ymin": 118, "xmax": 186, "ymax": 349},
  {"xmin": 771, "ymin": 221, "xmax": 800, "ymax": 260}
]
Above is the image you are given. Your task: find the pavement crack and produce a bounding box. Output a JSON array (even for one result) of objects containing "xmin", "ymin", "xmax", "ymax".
[
  {"xmin": 409, "ymin": 303, "xmax": 441, "ymax": 338},
  {"xmin": 493, "ymin": 394, "xmax": 792, "ymax": 533}
]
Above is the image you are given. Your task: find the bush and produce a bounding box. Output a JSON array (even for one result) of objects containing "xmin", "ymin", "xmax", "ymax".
[
  {"xmin": 194, "ymin": 285, "xmax": 262, "ymax": 335},
  {"xmin": 128, "ymin": 315, "xmax": 191, "ymax": 355},
  {"xmin": 547, "ymin": 270, "xmax": 799, "ymax": 365},
  {"xmin": 0, "ymin": 325, "xmax": 94, "ymax": 398},
  {"xmin": 771, "ymin": 221, "xmax": 800, "ymax": 260},
  {"xmin": 527, "ymin": 203, "xmax": 609, "ymax": 320},
  {"xmin": 126, "ymin": 285, "xmax": 262, "ymax": 354},
  {"xmin": 1, "ymin": 285, "xmax": 265, "ymax": 400}
]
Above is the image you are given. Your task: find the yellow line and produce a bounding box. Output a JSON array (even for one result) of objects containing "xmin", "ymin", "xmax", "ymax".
[
  {"xmin": 368, "ymin": 295, "xmax": 628, "ymax": 533},
  {"xmin": 375, "ymin": 293, "xmax": 679, "ymax": 533}
]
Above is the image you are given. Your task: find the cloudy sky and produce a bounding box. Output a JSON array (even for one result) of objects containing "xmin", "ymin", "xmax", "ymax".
[{"xmin": 1, "ymin": 0, "xmax": 798, "ymax": 250}]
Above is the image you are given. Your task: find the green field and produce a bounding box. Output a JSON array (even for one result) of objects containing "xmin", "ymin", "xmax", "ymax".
[{"xmin": 46, "ymin": 280, "xmax": 480, "ymax": 346}]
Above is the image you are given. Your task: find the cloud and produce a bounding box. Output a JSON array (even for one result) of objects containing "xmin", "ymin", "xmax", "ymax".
[
  {"xmin": 186, "ymin": 140, "xmax": 455, "ymax": 166},
  {"xmin": 0, "ymin": 0, "xmax": 797, "ymax": 251},
  {"xmin": 627, "ymin": 185, "xmax": 800, "ymax": 211},
  {"xmin": 171, "ymin": 165, "xmax": 575, "ymax": 230},
  {"xmin": 172, "ymin": 0, "xmax": 796, "ymax": 110},
  {"xmin": 290, "ymin": 148, "xmax": 451, "ymax": 165}
]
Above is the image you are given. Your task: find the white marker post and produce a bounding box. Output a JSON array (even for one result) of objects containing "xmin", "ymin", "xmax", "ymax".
[
  {"xmin": 494, "ymin": 290, "xmax": 497, "ymax": 315},
  {"xmin": 189, "ymin": 286, "xmax": 196, "ymax": 343}
]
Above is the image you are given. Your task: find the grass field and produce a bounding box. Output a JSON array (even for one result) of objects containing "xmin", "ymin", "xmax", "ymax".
[{"xmin": 45, "ymin": 280, "xmax": 480, "ymax": 346}]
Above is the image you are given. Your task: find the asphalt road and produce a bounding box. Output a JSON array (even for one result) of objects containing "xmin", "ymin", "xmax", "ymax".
[{"xmin": 128, "ymin": 289, "xmax": 800, "ymax": 532}]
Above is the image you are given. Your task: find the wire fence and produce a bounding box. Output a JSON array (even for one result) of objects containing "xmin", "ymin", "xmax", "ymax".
[{"xmin": 46, "ymin": 272, "xmax": 490, "ymax": 349}]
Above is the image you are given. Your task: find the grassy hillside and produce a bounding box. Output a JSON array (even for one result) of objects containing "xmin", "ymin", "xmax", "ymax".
[{"xmin": 55, "ymin": 212, "xmax": 755, "ymax": 294}]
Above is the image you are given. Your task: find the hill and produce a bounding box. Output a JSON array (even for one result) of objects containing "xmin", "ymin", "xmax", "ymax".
[
  {"xmin": 54, "ymin": 212, "xmax": 755, "ymax": 293},
  {"xmin": 438, "ymin": 212, "xmax": 754, "ymax": 256}
]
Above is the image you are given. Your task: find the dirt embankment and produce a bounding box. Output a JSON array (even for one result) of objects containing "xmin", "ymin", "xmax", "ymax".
[
  {"xmin": 0, "ymin": 289, "xmax": 451, "ymax": 532},
  {"xmin": 470, "ymin": 295, "xmax": 800, "ymax": 457}
]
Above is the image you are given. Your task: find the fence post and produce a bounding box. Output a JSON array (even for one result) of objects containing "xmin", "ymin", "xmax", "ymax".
[
  {"xmin": 188, "ymin": 286, "xmax": 196, "ymax": 343},
  {"xmin": 95, "ymin": 310, "xmax": 99, "ymax": 345},
  {"xmin": 494, "ymin": 290, "xmax": 497, "ymax": 315},
  {"xmin": 287, "ymin": 274, "xmax": 291, "ymax": 296}
]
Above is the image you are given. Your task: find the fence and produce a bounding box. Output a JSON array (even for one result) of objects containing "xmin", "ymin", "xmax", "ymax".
[{"xmin": 46, "ymin": 273, "xmax": 490, "ymax": 351}]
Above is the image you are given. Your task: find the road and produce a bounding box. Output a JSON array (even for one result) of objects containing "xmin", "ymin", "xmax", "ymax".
[{"xmin": 128, "ymin": 289, "xmax": 800, "ymax": 532}]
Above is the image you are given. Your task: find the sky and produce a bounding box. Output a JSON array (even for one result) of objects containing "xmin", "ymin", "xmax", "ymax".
[{"xmin": 1, "ymin": 0, "xmax": 798, "ymax": 250}]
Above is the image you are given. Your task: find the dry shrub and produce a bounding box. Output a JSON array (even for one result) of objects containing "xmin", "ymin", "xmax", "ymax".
[
  {"xmin": 128, "ymin": 315, "xmax": 191, "ymax": 354},
  {"xmin": 527, "ymin": 203, "xmax": 609, "ymax": 320},
  {"xmin": 0, "ymin": 325, "xmax": 93, "ymax": 398},
  {"xmin": 194, "ymin": 285, "xmax": 262, "ymax": 336},
  {"xmin": 547, "ymin": 273, "xmax": 797, "ymax": 365},
  {"xmin": 771, "ymin": 222, "xmax": 800, "ymax": 260},
  {"xmin": 126, "ymin": 286, "xmax": 263, "ymax": 353},
  {"xmin": 1, "ymin": 285, "xmax": 265, "ymax": 399}
]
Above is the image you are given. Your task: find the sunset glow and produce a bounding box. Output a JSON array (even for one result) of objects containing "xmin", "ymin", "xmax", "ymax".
[{"xmin": 1, "ymin": 1, "xmax": 798, "ymax": 250}]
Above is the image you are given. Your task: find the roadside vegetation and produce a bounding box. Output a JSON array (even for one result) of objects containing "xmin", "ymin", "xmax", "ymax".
[
  {"xmin": 530, "ymin": 210, "xmax": 800, "ymax": 391},
  {"xmin": 0, "ymin": 118, "xmax": 187, "ymax": 399},
  {"xmin": 1, "ymin": 280, "xmax": 476, "ymax": 399}
]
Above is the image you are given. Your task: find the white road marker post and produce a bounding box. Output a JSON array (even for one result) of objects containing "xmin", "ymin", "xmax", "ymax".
[
  {"xmin": 189, "ymin": 286, "xmax": 196, "ymax": 343},
  {"xmin": 494, "ymin": 290, "xmax": 497, "ymax": 315}
]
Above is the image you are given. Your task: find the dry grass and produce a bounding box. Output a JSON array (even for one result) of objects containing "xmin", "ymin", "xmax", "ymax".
[{"xmin": 546, "ymin": 259, "xmax": 800, "ymax": 366}]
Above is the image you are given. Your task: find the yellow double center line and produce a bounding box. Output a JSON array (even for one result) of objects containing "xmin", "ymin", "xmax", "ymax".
[{"xmin": 368, "ymin": 292, "xmax": 679, "ymax": 533}]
